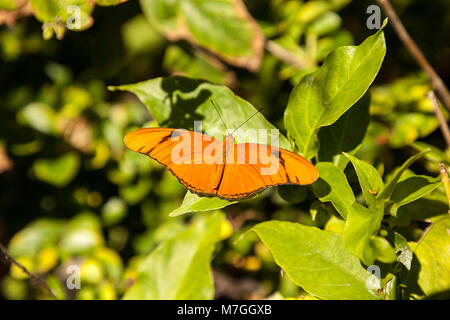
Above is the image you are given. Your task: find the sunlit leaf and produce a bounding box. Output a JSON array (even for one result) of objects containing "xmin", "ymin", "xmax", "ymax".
[
  {"xmin": 123, "ymin": 212, "xmax": 224, "ymax": 299},
  {"xmin": 284, "ymin": 21, "xmax": 386, "ymax": 159},
  {"xmin": 253, "ymin": 220, "xmax": 379, "ymax": 299},
  {"xmin": 409, "ymin": 215, "xmax": 450, "ymax": 298},
  {"xmin": 110, "ymin": 76, "xmax": 290, "ymax": 148}
]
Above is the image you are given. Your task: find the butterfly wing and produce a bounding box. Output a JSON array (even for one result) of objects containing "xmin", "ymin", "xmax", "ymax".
[
  {"xmin": 125, "ymin": 128, "xmax": 319, "ymax": 201},
  {"xmin": 124, "ymin": 128, "xmax": 226, "ymax": 196},
  {"xmin": 216, "ymin": 143, "xmax": 319, "ymax": 200}
]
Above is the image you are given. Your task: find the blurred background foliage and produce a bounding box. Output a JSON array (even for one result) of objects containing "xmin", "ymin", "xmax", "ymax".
[{"xmin": 0, "ymin": 0, "xmax": 449, "ymax": 299}]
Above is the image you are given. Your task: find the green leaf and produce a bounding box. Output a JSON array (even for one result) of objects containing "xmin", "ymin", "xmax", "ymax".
[
  {"xmin": 389, "ymin": 175, "xmax": 441, "ymax": 216},
  {"xmin": 123, "ymin": 212, "xmax": 224, "ymax": 299},
  {"xmin": 169, "ymin": 191, "xmax": 236, "ymax": 217},
  {"xmin": 318, "ymin": 93, "xmax": 371, "ymax": 169},
  {"xmin": 33, "ymin": 152, "xmax": 80, "ymax": 187},
  {"xmin": 344, "ymin": 153, "xmax": 383, "ymax": 209},
  {"xmin": 410, "ymin": 215, "xmax": 450, "ymax": 298},
  {"xmin": 378, "ymin": 149, "xmax": 429, "ymax": 203},
  {"xmin": 253, "ymin": 221, "xmax": 379, "ymax": 300},
  {"xmin": 284, "ymin": 21, "xmax": 386, "ymax": 159},
  {"xmin": 312, "ymin": 162, "xmax": 354, "ymax": 219},
  {"xmin": 344, "ymin": 203, "xmax": 395, "ymax": 265},
  {"xmin": 109, "ymin": 76, "xmax": 290, "ymax": 148},
  {"xmin": 140, "ymin": 0, "xmax": 264, "ymax": 71}
]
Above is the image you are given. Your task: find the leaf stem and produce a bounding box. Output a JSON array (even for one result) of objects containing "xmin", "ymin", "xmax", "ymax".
[{"xmin": 377, "ymin": 0, "xmax": 450, "ymax": 111}]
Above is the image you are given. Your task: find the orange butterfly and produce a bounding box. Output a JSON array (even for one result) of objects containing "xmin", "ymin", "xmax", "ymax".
[{"xmin": 125, "ymin": 126, "xmax": 318, "ymax": 201}]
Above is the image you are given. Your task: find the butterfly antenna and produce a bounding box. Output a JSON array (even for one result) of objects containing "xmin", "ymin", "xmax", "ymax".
[
  {"xmin": 210, "ymin": 99, "xmax": 228, "ymax": 130},
  {"xmin": 232, "ymin": 107, "xmax": 263, "ymax": 135}
]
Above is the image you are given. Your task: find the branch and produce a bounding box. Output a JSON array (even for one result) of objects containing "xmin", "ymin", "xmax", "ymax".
[
  {"xmin": 428, "ymin": 91, "xmax": 450, "ymax": 148},
  {"xmin": 0, "ymin": 242, "xmax": 57, "ymax": 299},
  {"xmin": 377, "ymin": 0, "xmax": 450, "ymax": 111}
]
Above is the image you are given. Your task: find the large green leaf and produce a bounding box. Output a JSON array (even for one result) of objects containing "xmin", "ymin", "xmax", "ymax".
[
  {"xmin": 284, "ymin": 21, "xmax": 386, "ymax": 159},
  {"xmin": 344, "ymin": 203, "xmax": 396, "ymax": 265},
  {"xmin": 123, "ymin": 212, "xmax": 224, "ymax": 299},
  {"xmin": 410, "ymin": 215, "xmax": 450, "ymax": 298},
  {"xmin": 344, "ymin": 153, "xmax": 383, "ymax": 209},
  {"xmin": 139, "ymin": 0, "xmax": 264, "ymax": 71},
  {"xmin": 109, "ymin": 76, "xmax": 290, "ymax": 148},
  {"xmin": 253, "ymin": 221, "xmax": 379, "ymax": 300},
  {"xmin": 169, "ymin": 191, "xmax": 236, "ymax": 217},
  {"xmin": 312, "ymin": 162, "xmax": 354, "ymax": 219},
  {"xmin": 318, "ymin": 93, "xmax": 371, "ymax": 169}
]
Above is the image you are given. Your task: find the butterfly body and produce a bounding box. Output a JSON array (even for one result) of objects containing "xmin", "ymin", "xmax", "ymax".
[{"xmin": 125, "ymin": 128, "xmax": 318, "ymax": 200}]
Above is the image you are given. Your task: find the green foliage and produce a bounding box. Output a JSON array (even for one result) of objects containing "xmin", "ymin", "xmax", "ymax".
[
  {"xmin": 1, "ymin": 0, "xmax": 449, "ymax": 301},
  {"xmin": 408, "ymin": 215, "xmax": 450, "ymax": 299},
  {"xmin": 124, "ymin": 212, "xmax": 225, "ymax": 299},
  {"xmin": 284, "ymin": 19, "xmax": 386, "ymax": 160},
  {"xmin": 253, "ymin": 221, "xmax": 379, "ymax": 300},
  {"xmin": 139, "ymin": 0, "xmax": 264, "ymax": 70}
]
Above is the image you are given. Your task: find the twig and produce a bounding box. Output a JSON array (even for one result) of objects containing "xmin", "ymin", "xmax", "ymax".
[
  {"xmin": 0, "ymin": 242, "xmax": 57, "ymax": 299},
  {"xmin": 439, "ymin": 164, "xmax": 450, "ymax": 211},
  {"xmin": 377, "ymin": 0, "xmax": 450, "ymax": 111},
  {"xmin": 265, "ymin": 40, "xmax": 309, "ymax": 69},
  {"xmin": 428, "ymin": 91, "xmax": 450, "ymax": 148}
]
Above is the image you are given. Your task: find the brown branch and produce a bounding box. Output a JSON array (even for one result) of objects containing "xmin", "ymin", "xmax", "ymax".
[
  {"xmin": 428, "ymin": 91, "xmax": 450, "ymax": 148},
  {"xmin": 377, "ymin": 0, "xmax": 450, "ymax": 111},
  {"xmin": 0, "ymin": 242, "xmax": 57, "ymax": 299},
  {"xmin": 265, "ymin": 40, "xmax": 310, "ymax": 70}
]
